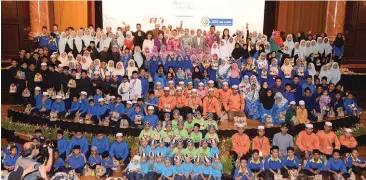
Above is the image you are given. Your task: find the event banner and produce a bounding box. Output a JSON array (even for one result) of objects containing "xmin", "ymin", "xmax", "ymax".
[{"xmin": 103, "ymin": 0, "xmax": 264, "ymax": 32}]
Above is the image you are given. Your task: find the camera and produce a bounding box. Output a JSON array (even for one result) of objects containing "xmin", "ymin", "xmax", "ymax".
[{"xmin": 37, "ymin": 140, "xmax": 54, "ymax": 163}]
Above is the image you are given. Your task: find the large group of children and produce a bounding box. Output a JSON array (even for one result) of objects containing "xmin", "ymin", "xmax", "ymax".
[
  {"xmin": 2, "ymin": 121, "xmax": 366, "ymax": 179},
  {"xmin": 4, "ymin": 21, "xmax": 364, "ymax": 179}
]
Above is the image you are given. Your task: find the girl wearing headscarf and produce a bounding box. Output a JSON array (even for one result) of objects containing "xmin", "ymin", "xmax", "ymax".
[
  {"xmin": 67, "ymin": 31, "xmax": 76, "ymax": 53},
  {"xmin": 192, "ymin": 66, "xmax": 203, "ymax": 88},
  {"xmin": 259, "ymin": 89, "xmax": 274, "ymax": 124},
  {"xmin": 116, "ymin": 31, "xmax": 125, "ymax": 49},
  {"xmin": 123, "ymin": 31, "xmax": 134, "ymax": 50},
  {"xmin": 250, "ymin": 75, "xmax": 261, "ymax": 92},
  {"xmin": 323, "ymin": 37, "xmax": 333, "ymax": 63},
  {"xmin": 174, "ymin": 55, "xmax": 183, "ymax": 72},
  {"xmin": 304, "ymin": 40, "xmax": 313, "ymax": 63},
  {"xmin": 268, "ymin": 58, "xmax": 282, "ymax": 88},
  {"xmin": 316, "ymin": 37, "xmax": 325, "ymax": 58},
  {"xmin": 242, "ymin": 57, "xmax": 257, "ymax": 78},
  {"xmin": 58, "ymin": 32, "xmax": 67, "ymax": 54},
  {"xmin": 164, "ymin": 55, "xmax": 174, "ymax": 72},
  {"xmin": 133, "ymin": 46, "xmax": 144, "ymax": 69},
  {"xmin": 82, "ymin": 28, "xmax": 92, "ymax": 47},
  {"xmin": 330, "ymin": 62, "xmax": 341, "ymax": 85},
  {"xmin": 58, "ymin": 52, "xmax": 68, "ymax": 66},
  {"xmin": 269, "ymin": 31, "xmax": 283, "ymax": 56},
  {"xmin": 278, "ymin": 45, "xmax": 292, "ymax": 65},
  {"xmin": 333, "ymin": 33, "xmax": 344, "ymax": 65},
  {"xmin": 292, "ymin": 59, "xmax": 308, "ymax": 85},
  {"xmin": 281, "ymin": 58, "xmax": 293, "ymax": 85},
  {"xmin": 154, "ymin": 65, "xmax": 167, "ymax": 88},
  {"xmin": 259, "ymin": 81, "xmax": 269, "ymax": 100},
  {"xmin": 63, "ymin": 52, "xmax": 77, "ymax": 67},
  {"xmin": 298, "ymin": 40, "xmax": 307, "ymax": 61},
  {"xmin": 272, "ymin": 92, "xmax": 289, "ymax": 124},
  {"xmin": 159, "ymin": 45, "xmax": 169, "ymax": 62},
  {"xmin": 239, "ymin": 75, "xmax": 251, "ymax": 96},
  {"xmin": 154, "ymin": 32, "xmax": 166, "ymax": 52},
  {"xmin": 182, "ymin": 55, "xmax": 193, "ymax": 72},
  {"xmin": 283, "ymin": 34, "xmax": 295, "ymax": 53},
  {"xmin": 256, "ymin": 52, "xmax": 268, "ymax": 71},
  {"xmin": 104, "ymin": 60, "xmax": 114, "ymax": 75},
  {"xmin": 231, "ymin": 43, "xmax": 245, "ymax": 60},
  {"xmin": 114, "ymin": 62, "xmax": 125, "ymax": 77},
  {"xmin": 307, "ymin": 63, "xmax": 317, "ymax": 84},
  {"xmin": 80, "ymin": 55, "xmax": 93, "ymax": 70},
  {"xmin": 264, "ymin": 42, "xmax": 271, "ymax": 55},
  {"xmin": 292, "ymin": 42, "xmax": 300, "ymax": 61},
  {"xmin": 72, "ymin": 29, "xmax": 85, "ymax": 58},
  {"xmin": 175, "ymin": 67, "xmax": 186, "ymax": 83},
  {"xmin": 230, "ymin": 63, "xmax": 241, "ymax": 86},
  {"xmin": 216, "ymin": 58, "xmax": 231, "ymax": 88},
  {"xmin": 210, "ymin": 42, "xmax": 220, "ymax": 57},
  {"xmin": 147, "ymin": 55, "xmax": 158, "ymax": 77},
  {"xmin": 245, "ymin": 82, "xmax": 261, "ymax": 120},
  {"xmin": 318, "ymin": 64, "xmax": 331, "ymax": 84}
]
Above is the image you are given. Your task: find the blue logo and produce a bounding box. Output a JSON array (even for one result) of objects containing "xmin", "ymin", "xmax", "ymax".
[{"xmin": 201, "ymin": 17, "xmax": 233, "ymax": 27}]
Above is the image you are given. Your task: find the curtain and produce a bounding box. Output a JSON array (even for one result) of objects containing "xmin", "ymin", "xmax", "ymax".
[{"xmin": 276, "ymin": 1, "xmax": 327, "ymax": 34}]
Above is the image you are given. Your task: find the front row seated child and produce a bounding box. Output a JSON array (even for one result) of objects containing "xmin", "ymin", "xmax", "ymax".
[
  {"xmin": 50, "ymin": 95, "xmax": 66, "ymax": 119},
  {"xmin": 281, "ymin": 147, "xmax": 301, "ymax": 179},
  {"xmin": 101, "ymin": 151, "xmax": 113, "ymax": 177},
  {"xmin": 52, "ymin": 151, "xmax": 66, "ymax": 174},
  {"xmin": 88, "ymin": 146, "xmax": 102, "ymax": 168},
  {"xmin": 324, "ymin": 149, "xmax": 350, "ymax": 179},
  {"xmin": 346, "ymin": 149, "xmax": 366, "ymax": 179},
  {"xmin": 264, "ymin": 146, "xmax": 283, "ymax": 179},
  {"xmin": 303, "ymin": 149, "xmax": 325, "ymax": 177},
  {"xmin": 2, "ymin": 146, "xmax": 19, "ymax": 172},
  {"xmin": 66, "ymin": 145, "xmax": 87, "ymax": 174},
  {"xmin": 190, "ymin": 123, "xmax": 203, "ymax": 148},
  {"xmin": 344, "ymin": 92, "xmax": 362, "ymax": 116},
  {"xmin": 125, "ymin": 155, "xmax": 142, "ymax": 180},
  {"xmin": 248, "ymin": 149, "xmax": 264, "ymax": 179},
  {"xmin": 234, "ymin": 158, "xmax": 253, "ymax": 180}
]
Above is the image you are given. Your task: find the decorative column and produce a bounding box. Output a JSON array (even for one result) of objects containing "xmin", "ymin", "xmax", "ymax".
[
  {"xmin": 325, "ymin": 0, "xmax": 346, "ymax": 41},
  {"xmin": 29, "ymin": 0, "xmax": 50, "ymax": 39}
]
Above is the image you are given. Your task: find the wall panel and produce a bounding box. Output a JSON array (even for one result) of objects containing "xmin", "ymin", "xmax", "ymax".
[{"xmin": 53, "ymin": 1, "xmax": 88, "ymax": 31}]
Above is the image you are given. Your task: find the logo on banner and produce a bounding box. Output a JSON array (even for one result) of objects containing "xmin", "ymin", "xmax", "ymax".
[
  {"xmin": 201, "ymin": 17, "xmax": 233, "ymax": 27},
  {"xmin": 201, "ymin": 17, "xmax": 210, "ymax": 27}
]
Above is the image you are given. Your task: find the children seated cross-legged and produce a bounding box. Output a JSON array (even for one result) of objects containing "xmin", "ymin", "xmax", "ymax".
[
  {"xmin": 174, "ymin": 120, "xmax": 189, "ymax": 140},
  {"xmin": 196, "ymin": 138, "xmax": 211, "ymax": 158},
  {"xmin": 324, "ymin": 149, "xmax": 350, "ymax": 180},
  {"xmin": 2, "ymin": 145, "xmax": 19, "ymax": 172},
  {"xmin": 303, "ymin": 149, "xmax": 325, "ymax": 177},
  {"xmin": 247, "ymin": 149, "xmax": 264, "ymax": 179},
  {"xmin": 100, "ymin": 151, "xmax": 113, "ymax": 177},
  {"xmin": 212, "ymin": 153, "xmax": 223, "ymax": 180},
  {"xmin": 66, "ymin": 145, "xmax": 87, "ymax": 174},
  {"xmin": 160, "ymin": 157, "xmax": 174, "ymax": 180},
  {"xmin": 233, "ymin": 157, "xmax": 254, "ymax": 180},
  {"xmin": 173, "ymin": 139, "xmax": 185, "ymax": 157},
  {"xmin": 264, "ymin": 146, "xmax": 283, "ymax": 179},
  {"xmin": 88, "ymin": 146, "xmax": 102, "ymax": 168},
  {"xmin": 190, "ymin": 123, "xmax": 203, "ymax": 148},
  {"xmin": 182, "ymin": 154, "xmax": 194, "ymax": 179},
  {"xmin": 201, "ymin": 156, "xmax": 213, "ymax": 180},
  {"xmin": 173, "ymin": 156, "xmax": 185, "ymax": 180},
  {"xmin": 139, "ymin": 153, "xmax": 151, "ymax": 180},
  {"xmin": 126, "ymin": 155, "xmax": 142, "ymax": 180},
  {"xmin": 51, "ymin": 150, "xmax": 66, "ymax": 174},
  {"xmin": 346, "ymin": 149, "xmax": 366, "ymax": 179},
  {"xmin": 205, "ymin": 125, "xmax": 219, "ymax": 143},
  {"xmin": 281, "ymin": 147, "xmax": 301, "ymax": 179},
  {"xmin": 153, "ymin": 152, "xmax": 165, "ymax": 179},
  {"xmin": 191, "ymin": 156, "xmax": 203, "ymax": 180}
]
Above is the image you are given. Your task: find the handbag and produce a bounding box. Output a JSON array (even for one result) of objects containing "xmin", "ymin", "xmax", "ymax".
[
  {"xmin": 9, "ymin": 84, "xmax": 17, "ymax": 93},
  {"xmin": 67, "ymin": 79, "xmax": 77, "ymax": 88},
  {"xmin": 120, "ymin": 119, "xmax": 129, "ymax": 128},
  {"xmin": 22, "ymin": 89, "xmax": 31, "ymax": 97},
  {"xmin": 327, "ymin": 107, "xmax": 335, "ymax": 118},
  {"xmin": 337, "ymin": 107, "xmax": 345, "ymax": 117},
  {"xmin": 316, "ymin": 113, "xmax": 323, "ymax": 122}
]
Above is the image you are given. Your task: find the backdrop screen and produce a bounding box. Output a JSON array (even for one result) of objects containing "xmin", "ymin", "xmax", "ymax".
[{"xmin": 102, "ymin": 0, "xmax": 265, "ymax": 33}]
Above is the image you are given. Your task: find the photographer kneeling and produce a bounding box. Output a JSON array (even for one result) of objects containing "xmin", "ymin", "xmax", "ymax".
[{"xmin": 8, "ymin": 142, "xmax": 53, "ymax": 180}]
